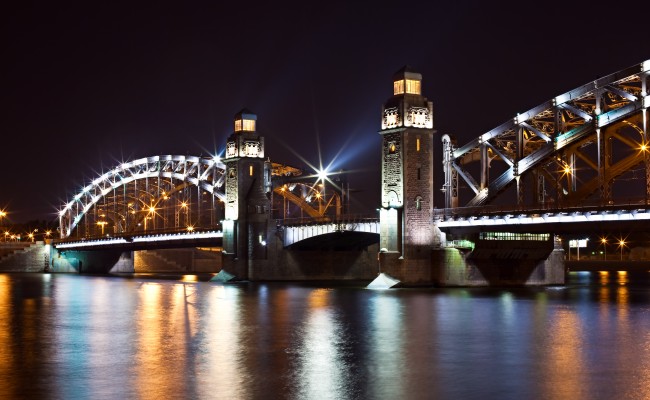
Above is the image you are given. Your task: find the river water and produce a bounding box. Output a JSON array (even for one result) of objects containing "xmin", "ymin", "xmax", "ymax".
[{"xmin": 1, "ymin": 271, "xmax": 650, "ymax": 400}]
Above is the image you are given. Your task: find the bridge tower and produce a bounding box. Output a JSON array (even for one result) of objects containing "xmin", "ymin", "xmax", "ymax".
[
  {"xmin": 222, "ymin": 109, "xmax": 272, "ymax": 279},
  {"xmin": 378, "ymin": 66, "xmax": 437, "ymax": 283}
]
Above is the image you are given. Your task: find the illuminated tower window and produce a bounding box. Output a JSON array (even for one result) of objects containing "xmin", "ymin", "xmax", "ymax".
[
  {"xmin": 234, "ymin": 109, "xmax": 257, "ymax": 133},
  {"xmin": 405, "ymin": 79, "xmax": 421, "ymax": 94},
  {"xmin": 392, "ymin": 66, "xmax": 423, "ymax": 96},
  {"xmin": 235, "ymin": 118, "xmax": 256, "ymax": 132},
  {"xmin": 393, "ymin": 80, "xmax": 404, "ymax": 95},
  {"xmin": 416, "ymin": 138, "xmax": 420, "ymax": 151},
  {"xmin": 249, "ymin": 165, "xmax": 254, "ymax": 176}
]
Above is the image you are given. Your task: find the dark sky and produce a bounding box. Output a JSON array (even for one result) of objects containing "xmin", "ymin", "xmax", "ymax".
[{"xmin": 2, "ymin": 1, "xmax": 649, "ymax": 223}]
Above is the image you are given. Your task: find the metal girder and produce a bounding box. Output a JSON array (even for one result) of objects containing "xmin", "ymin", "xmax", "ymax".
[
  {"xmin": 452, "ymin": 163, "xmax": 480, "ymax": 195},
  {"xmin": 559, "ymin": 103, "xmax": 593, "ymax": 122},
  {"xmin": 605, "ymin": 84, "xmax": 638, "ymax": 102},
  {"xmin": 484, "ymin": 141, "xmax": 513, "ymax": 167},
  {"xmin": 520, "ymin": 121, "xmax": 551, "ymax": 143},
  {"xmin": 447, "ymin": 58, "xmax": 650, "ymax": 209}
]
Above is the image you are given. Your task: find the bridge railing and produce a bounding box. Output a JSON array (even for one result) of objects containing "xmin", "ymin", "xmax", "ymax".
[
  {"xmin": 434, "ymin": 196, "xmax": 650, "ymax": 220},
  {"xmin": 278, "ymin": 214, "xmax": 379, "ymax": 227},
  {"xmin": 54, "ymin": 224, "xmax": 223, "ymax": 245}
]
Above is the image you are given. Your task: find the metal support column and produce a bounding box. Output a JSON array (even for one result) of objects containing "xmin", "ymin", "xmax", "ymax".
[{"xmin": 480, "ymin": 143, "xmax": 488, "ymax": 191}]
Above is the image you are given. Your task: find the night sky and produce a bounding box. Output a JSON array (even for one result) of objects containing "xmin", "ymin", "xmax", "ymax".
[{"xmin": 2, "ymin": 1, "xmax": 649, "ymax": 223}]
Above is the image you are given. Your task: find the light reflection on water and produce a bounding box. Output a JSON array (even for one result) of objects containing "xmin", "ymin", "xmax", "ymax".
[{"xmin": 1, "ymin": 272, "xmax": 650, "ymax": 399}]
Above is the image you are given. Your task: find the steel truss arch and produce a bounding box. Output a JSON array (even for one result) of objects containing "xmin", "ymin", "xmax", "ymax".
[
  {"xmin": 274, "ymin": 182, "xmax": 342, "ymax": 221},
  {"xmin": 444, "ymin": 59, "xmax": 650, "ymax": 209},
  {"xmin": 58, "ymin": 155, "xmax": 226, "ymax": 238}
]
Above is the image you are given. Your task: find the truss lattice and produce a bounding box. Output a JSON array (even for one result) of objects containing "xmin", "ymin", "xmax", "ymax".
[
  {"xmin": 444, "ymin": 59, "xmax": 650, "ymax": 210},
  {"xmin": 58, "ymin": 155, "xmax": 226, "ymax": 238}
]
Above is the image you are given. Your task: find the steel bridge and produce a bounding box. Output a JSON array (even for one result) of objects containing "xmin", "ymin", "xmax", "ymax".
[
  {"xmin": 55, "ymin": 59, "xmax": 650, "ymax": 248},
  {"xmin": 56, "ymin": 155, "xmax": 348, "ymax": 241},
  {"xmin": 442, "ymin": 59, "xmax": 650, "ymax": 212}
]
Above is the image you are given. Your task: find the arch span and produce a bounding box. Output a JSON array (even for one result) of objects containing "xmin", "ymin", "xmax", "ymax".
[
  {"xmin": 58, "ymin": 155, "xmax": 226, "ymax": 238},
  {"xmin": 444, "ymin": 59, "xmax": 650, "ymax": 210},
  {"xmin": 282, "ymin": 219, "xmax": 380, "ymax": 248}
]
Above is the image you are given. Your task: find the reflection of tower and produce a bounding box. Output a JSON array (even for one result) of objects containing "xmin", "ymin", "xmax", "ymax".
[
  {"xmin": 222, "ymin": 109, "xmax": 272, "ymax": 278},
  {"xmin": 379, "ymin": 67, "xmax": 436, "ymax": 272}
]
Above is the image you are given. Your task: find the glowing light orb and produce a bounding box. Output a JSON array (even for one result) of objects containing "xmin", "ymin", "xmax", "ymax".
[{"xmin": 317, "ymin": 169, "xmax": 328, "ymax": 182}]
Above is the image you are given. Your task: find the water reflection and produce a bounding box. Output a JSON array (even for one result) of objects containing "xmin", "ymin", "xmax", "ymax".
[
  {"xmin": 368, "ymin": 293, "xmax": 405, "ymax": 399},
  {"xmin": 294, "ymin": 288, "xmax": 353, "ymax": 399},
  {"xmin": 0, "ymin": 274, "xmax": 13, "ymax": 397},
  {"xmin": 0, "ymin": 273, "xmax": 650, "ymax": 399},
  {"xmin": 199, "ymin": 284, "xmax": 245, "ymax": 399},
  {"xmin": 543, "ymin": 306, "xmax": 587, "ymax": 398}
]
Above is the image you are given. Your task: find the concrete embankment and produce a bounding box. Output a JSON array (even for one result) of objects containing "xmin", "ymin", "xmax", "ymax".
[
  {"xmin": 1, "ymin": 242, "xmax": 222, "ymax": 274},
  {"xmin": 135, "ymin": 248, "xmax": 222, "ymax": 272},
  {"xmin": 0, "ymin": 242, "xmax": 49, "ymax": 272}
]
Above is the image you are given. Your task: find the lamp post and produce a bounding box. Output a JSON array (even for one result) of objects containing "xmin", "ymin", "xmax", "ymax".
[
  {"xmin": 144, "ymin": 206, "xmax": 156, "ymax": 232},
  {"xmin": 0, "ymin": 211, "xmax": 6, "ymax": 240},
  {"xmin": 97, "ymin": 221, "xmax": 107, "ymax": 235},
  {"xmin": 619, "ymin": 239, "xmax": 626, "ymax": 261},
  {"xmin": 601, "ymin": 237, "xmax": 607, "ymax": 260},
  {"xmin": 149, "ymin": 206, "xmax": 156, "ymax": 230},
  {"xmin": 642, "ymin": 141, "xmax": 648, "ymax": 205},
  {"xmin": 180, "ymin": 202, "xmax": 188, "ymax": 227}
]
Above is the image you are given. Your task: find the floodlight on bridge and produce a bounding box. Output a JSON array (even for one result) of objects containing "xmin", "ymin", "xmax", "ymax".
[{"xmin": 317, "ymin": 168, "xmax": 328, "ymax": 182}]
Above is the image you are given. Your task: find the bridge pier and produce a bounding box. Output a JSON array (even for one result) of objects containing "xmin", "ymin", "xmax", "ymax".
[
  {"xmin": 377, "ymin": 228, "xmax": 566, "ymax": 286},
  {"xmin": 430, "ymin": 234, "xmax": 566, "ymax": 286},
  {"xmin": 430, "ymin": 248, "xmax": 566, "ymax": 287}
]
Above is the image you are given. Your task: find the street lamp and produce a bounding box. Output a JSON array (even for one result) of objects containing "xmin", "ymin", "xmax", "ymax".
[
  {"xmin": 600, "ymin": 237, "xmax": 607, "ymax": 260},
  {"xmin": 618, "ymin": 239, "xmax": 626, "ymax": 261},
  {"xmin": 180, "ymin": 202, "xmax": 189, "ymax": 226},
  {"xmin": 97, "ymin": 221, "xmax": 107, "ymax": 235},
  {"xmin": 0, "ymin": 211, "xmax": 6, "ymax": 238},
  {"xmin": 143, "ymin": 205, "xmax": 156, "ymax": 232},
  {"xmin": 642, "ymin": 141, "xmax": 648, "ymax": 205}
]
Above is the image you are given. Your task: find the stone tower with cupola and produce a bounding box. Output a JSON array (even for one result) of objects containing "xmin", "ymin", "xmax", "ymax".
[
  {"xmin": 222, "ymin": 109, "xmax": 272, "ymax": 279},
  {"xmin": 378, "ymin": 66, "xmax": 437, "ymax": 283}
]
